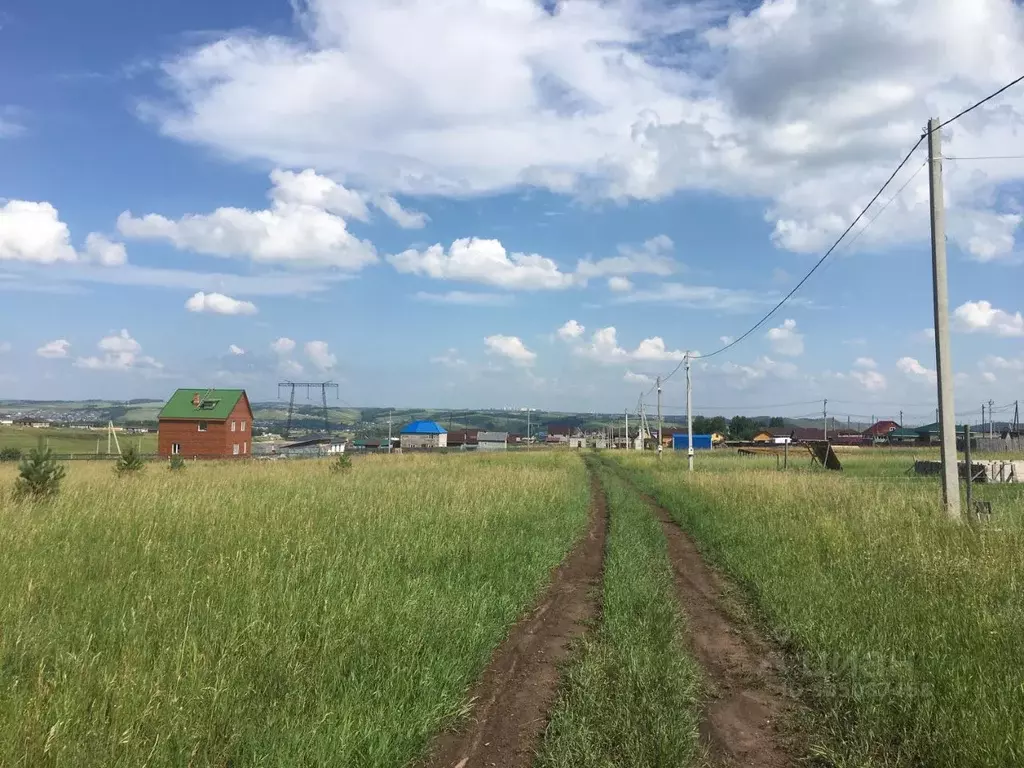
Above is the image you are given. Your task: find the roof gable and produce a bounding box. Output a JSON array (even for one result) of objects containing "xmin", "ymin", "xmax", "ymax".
[
  {"xmin": 400, "ymin": 420, "xmax": 446, "ymax": 435},
  {"xmin": 159, "ymin": 389, "xmax": 246, "ymax": 421}
]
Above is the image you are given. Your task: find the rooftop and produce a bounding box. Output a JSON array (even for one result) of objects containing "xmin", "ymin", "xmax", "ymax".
[
  {"xmin": 400, "ymin": 420, "xmax": 447, "ymax": 435},
  {"xmin": 159, "ymin": 389, "xmax": 246, "ymax": 421}
]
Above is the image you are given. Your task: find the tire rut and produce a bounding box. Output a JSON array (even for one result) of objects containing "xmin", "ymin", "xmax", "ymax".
[{"xmin": 421, "ymin": 471, "xmax": 607, "ymax": 768}]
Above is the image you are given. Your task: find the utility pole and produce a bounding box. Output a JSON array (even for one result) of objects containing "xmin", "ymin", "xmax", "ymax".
[
  {"xmin": 625, "ymin": 409, "xmax": 629, "ymax": 450},
  {"xmin": 388, "ymin": 409, "xmax": 393, "ymax": 454},
  {"xmin": 1015, "ymin": 401, "xmax": 1020, "ymax": 435},
  {"xmin": 988, "ymin": 399, "xmax": 995, "ymax": 437},
  {"xmin": 981, "ymin": 403, "xmax": 986, "ymax": 434},
  {"xmin": 964, "ymin": 424, "xmax": 974, "ymax": 515},
  {"xmin": 823, "ymin": 399, "xmax": 828, "ymax": 440},
  {"xmin": 899, "ymin": 410, "xmax": 903, "ymax": 426},
  {"xmin": 686, "ymin": 353, "xmax": 694, "ymax": 471},
  {"xmin": 656, "ymin": 376, "xmax": 663, "ymax": 460},
  {"xmin": 927, "ymin": 116, "xmax": 961, "ymax": 519}
]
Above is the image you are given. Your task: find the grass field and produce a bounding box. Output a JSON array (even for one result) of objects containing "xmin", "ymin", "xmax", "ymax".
[
  {"xmin": 611, "ymin": 450, "xmax": 1024, "ymax": 768},
  {"xmin": 0, "ymin": 452, "xmax": 589, "ymax": 766},
  {"xmin": 0, "ymin": 425, "xmax": 157, "ymax": 455},
  {"xmin": 538, "ymin": 460, "xmax": 702, "ymax": 768}
]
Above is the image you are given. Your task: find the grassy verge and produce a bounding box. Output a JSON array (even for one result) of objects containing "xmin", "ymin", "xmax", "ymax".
[
  {"xmin": 611, "ymin": 451, "xmax": 1024, "ymax": 768},
  {"xmin": 0, "ymin": 452, "xmax": 589, "ymax": 767},
  {"xmin": 537, "ymin": 459, "xmax": 702, "ymax": 768}
]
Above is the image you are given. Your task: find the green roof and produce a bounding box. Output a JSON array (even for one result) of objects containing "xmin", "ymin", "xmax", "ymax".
[{"xmin": 159, "ymin": 389, "xmax": 246, "ymax": 421}]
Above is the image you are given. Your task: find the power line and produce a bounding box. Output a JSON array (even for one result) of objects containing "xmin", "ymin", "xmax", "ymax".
[
  {"xmin": 944, "ymin": 155, "xmax": 1024, "ymax": 161},
  {"xmin": 646, "ymin": 71, "xmax": 1024, "ymax": 385}
]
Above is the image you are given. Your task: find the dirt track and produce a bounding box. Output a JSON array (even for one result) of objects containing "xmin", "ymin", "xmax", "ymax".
[
  {"xmin": 645, "ymin": 494, "xmax": 801, "ymax": 767},
  {"xmin": 422, "ymin": 473, "xmax": 607, "ymax": 768}
]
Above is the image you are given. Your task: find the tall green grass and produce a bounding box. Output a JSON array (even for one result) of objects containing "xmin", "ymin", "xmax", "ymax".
[
  {"xmin": 0, "ymin": 452, "xmax": 589, "ymax": 767},
  {"xmin": 538, "ymin": 461, "xmax": 702, "ymax": 768},
  {"xmin": 612, "ymin": 452, "xmax": 1024, "ymax": 768}
]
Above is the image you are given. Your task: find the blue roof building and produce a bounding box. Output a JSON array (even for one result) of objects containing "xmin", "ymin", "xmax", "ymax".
[
  {"xmin": 399, "ymin": 420, "xmax": 448, "ymax": 449},
  {"xmin": 400, "ymin": 420, "xmax": 447, "ymax": 434}
]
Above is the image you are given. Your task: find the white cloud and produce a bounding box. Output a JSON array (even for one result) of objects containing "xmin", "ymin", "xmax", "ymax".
[
  {"xmin": 851, "ymin": 369, "xmax": 887, "ymax": 392},
  {"xmin": 982, "ymin": 371, "xmax": 998, "ymax": 383},
  {"xmin": 484, "ymin": 334, "xmax": 536, "ymax": 366},
  {"xmin": 185, "ymin": 290, "xmax": 258, "ymax": 315},
  {"xmin": 576, "ymin": 326, "xmax": 686, "ymax": 364},
  {"xmin": 373, "ymin": 194, "xmax": 428, "ymax": 229},
  {"xmin": 983, "ymin": 355, "xmax": 1024, "ymax": 371},
  {"xmin": 953, "ymin": 300, "xmax": 1024, "ymax": 337},
  {"xmin": 117, "ymin": 169, "xmax": 378, "ymax": 269},
  {"xmin": 229, "ymin": 344, "xmax": 245, "ymax": 355},
  {"xmin": 305, "ymin": 340, "xmax": 337, "ymax": 372},
  {"xmin": 952, "ymin": 212, "xmax": 1022, "ymax": 263},
  {"xmin": 557, "ymin": 320, "xmax": 585, "ymax": 341},
  {"xmin": 624, "ymin": 370, "xmax": 653, "ymax": 385},
  {"xmin": 608, "ymin": 276, "xmax": 633, "ymax": 292},
  {"xmin": 854, "ymin": 357, "xmax": 877, "ymax": 369},
  {"xmin": 148, "ymin": 0, "xmax": 1024, "ymax": 259},
  {"xmin": 83, "ymin": 233, "xmax": 128, "ymax": 266},
  {"xmin": 279, "ymin": 359, "xmax": 304, "ymax": 376},
  {"xmin": 914, "ymin": 328, "xmax": 936, "ymax": 342},
  {"xmin": 431, "ymin": 348, "xmax": 468, "ymax": 368},
  {"xmin": 576, "ymin": 236, "xmax": 677, "ymax": 280},
  {"xmin": 615, "ymin": 282, "xmax": 768, "ymax": 312},
  {"xmin": 390, "ymin": 238, "xmax": 574, "ymax": 290},
  {"xmin": 0, "ymin": 201, "xmax": 77, "ymax": 264},
  {"xmin": 271, "ymin": 337, "xmax": 296, "ymax": 355},
  {"xmin": 897, "ymin": 356, "xmax": 937, "ymax": 383},
  {"xmin": 36, "ymin": 339, "xmax": 70, "ymax": 359},
  {"xmin": 414, "ymin": 290, "xmax": 512, "ymax": 306},
  {"xmin": 74, "ymin": 329, "xmax": 162, "ymax": 371},
  {"xmin": 766, "ymin": 319, "xmax": 804, "ymax": 357}
]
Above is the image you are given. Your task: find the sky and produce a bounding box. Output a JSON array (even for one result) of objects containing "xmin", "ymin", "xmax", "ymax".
[{"xmin": 1, "ymin": 0, "xmax": 1024, "ymax": 423}]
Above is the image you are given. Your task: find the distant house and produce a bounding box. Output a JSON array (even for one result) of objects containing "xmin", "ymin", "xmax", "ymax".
[
  {"xmin": 753, "ymin": 429, "xmax": 792, "ymax": 444},
  {"xmin": 399, "ymin": 420, "xmax": 447, "ymax": 450},
  {"xmin": 447, "ymin": 429, "xmax": 479, "ymax": 448},
  {"xmin": 546, "ymin": 424, "xmax": 572, "ymax": 438},
  {"xmin": 864, "ymin": 420, "xmax": 901, "ymax": 440},
  {"xmin": 158, "ymin": 389, "xmax": 253, "ymax": 459},
  {"xmin": 477, "ymin": 431, "xmax": 508, "ymax": 451}
]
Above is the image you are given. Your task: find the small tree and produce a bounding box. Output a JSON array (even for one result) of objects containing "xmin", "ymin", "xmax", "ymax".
[
  {"xmin": 0, "ymin": 447, "xmax": 22, "ymax": 462},
  {"xmin": 168, "ymin": 455, "xmax": 187, "ymax": 472},
  {"xmin": 330, "ymin": 453, "xmax": 353, "ymax": 473},
  {"xmin": 14, "ymin": 440, "xmax": 65, "ymax": 499},
  {"xmin": 115, "ymin": 445, "xmax": 146, "ymax": 476}
]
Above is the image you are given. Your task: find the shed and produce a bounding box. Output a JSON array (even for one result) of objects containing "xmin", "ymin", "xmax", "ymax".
[
  {"xmin": 158, "ymin": 388, "xmax": 253, "ymax": 459},
  {"xmin": 399, "ymin": 420, "xmax": 447, "ymax": 450},
  {"xmin": 477, "ymin": 431, "xmax": 508, "ymax": 451}
]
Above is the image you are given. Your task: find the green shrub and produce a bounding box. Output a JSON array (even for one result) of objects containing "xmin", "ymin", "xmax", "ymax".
[
  {"xmin": 0, "ymin": 447, "xmax": 22, "ymax": 462},
  {"xmin": 329, "ymin": 453, "xmax": 353, "ymax": 473},
  {"xmin": 13, "ymin": 440, "xmax": 65, "ymax": 499},
  {"xmin": 168, "ymin": 455, "xmax": 187, "ymax": 472},
  {"xmin": 115, "ymin": 445, "xmax": 146, "ymax": 476}
]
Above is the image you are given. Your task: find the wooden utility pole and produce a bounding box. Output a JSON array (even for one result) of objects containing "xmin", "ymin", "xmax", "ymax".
[
  {"xmin": 685, "ymin": 353, "xmax": 694, "ymax": 471},
  {"xmin": 927, "ymin": 117, "xmax": 961, "ymax": 519},
  {"xmin": 656, "ymin": 376, "xmax": 663, "ymax": 460}
]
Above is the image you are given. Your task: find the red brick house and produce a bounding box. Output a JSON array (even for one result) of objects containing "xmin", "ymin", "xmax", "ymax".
[{"xmin": 158, "ymin": 389, "xmax": 254, "ymax": 459}]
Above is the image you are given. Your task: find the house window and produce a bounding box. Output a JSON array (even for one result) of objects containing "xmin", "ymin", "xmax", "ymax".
[
  {"xmin": 231, "ymin": 421, "xmax": 236, "ymax": 432},
  {"xmin": 233, "ymin": 443, "xmax": 239, "ymax": 456},
  {"xmin": 172, "ymin": 443, "xmax": 181, "ymax": 455},
  {"xmin": 241, "ymin": 421, "xmax": 247, "ymax": 431},
  {"xmin": 198, "ymin": 422, "xmax": 208, "ymax": 432},
  {"xmin": 243, "ymin": 442, "xmax": 248, "ymax": 454}
]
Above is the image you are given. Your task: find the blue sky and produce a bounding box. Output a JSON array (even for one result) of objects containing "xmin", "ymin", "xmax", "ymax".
[{"xmin": 1, "ymin": 0, "xmax": 1023, "ymax": 421}]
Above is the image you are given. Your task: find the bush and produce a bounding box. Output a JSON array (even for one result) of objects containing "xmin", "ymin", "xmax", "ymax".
[
  {"xmin": 13, "ymin": 440, "xmax": 65, "ymax": 499},
  {"xmin": 0, "ymin": 447, "xmax": 22, "ymax": 462},
  {"xmin": 115, "ymin": 445, "xmax": 146, "ymax": 476},
  {"xmin": 168, "ymin": 455, "xmax": 187, "ymax": 472},
  {"xmin": 330, "ymin": 453, "xmax": 353, "ymax": 473}
]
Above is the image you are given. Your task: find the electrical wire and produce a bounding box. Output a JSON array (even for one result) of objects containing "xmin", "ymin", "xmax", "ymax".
[
  {"xmin": 944, "ymin": 155, "xmax": 1024, "ymax": 161},
  {"xmin": 638, "ymin": 71, "xmax": 1024, "ymax": 392}
]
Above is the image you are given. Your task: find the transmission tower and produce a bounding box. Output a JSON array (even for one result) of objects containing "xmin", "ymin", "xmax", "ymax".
[{"xmin": 277, "ymin": 381, "xmax": 339, "ymax": 438}]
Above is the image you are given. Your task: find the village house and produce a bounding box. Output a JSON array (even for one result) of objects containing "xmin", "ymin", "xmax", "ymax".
[{"xmin": 158, "ymin": 388, "xmax": 254, "ymax": 459}]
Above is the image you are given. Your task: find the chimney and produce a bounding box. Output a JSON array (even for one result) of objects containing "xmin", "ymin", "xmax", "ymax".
[{"xmin": 192, "ymin": 393, "xmax": 201, "ymax": 408}]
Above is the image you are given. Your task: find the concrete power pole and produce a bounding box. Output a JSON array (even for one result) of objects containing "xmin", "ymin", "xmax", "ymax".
[
  {"xmin": 657, "ymin": 376, "xmax": 663, "ymax": 460},
  {"xmin": 823, "ymin": 399, "xmax": 828, "ymax": 440},
  {"xmin": 624, "ymin": 409, "xmax": 629, "ymax": 451},
  {"xmin": 989, "ymin": 399, "xmax": 995, "ymax": 437},
  {"xmin": 927, "ymin": 117, "xmax": 961, "ymax": 519},
  {"xmin": 686, "ymin": 353, "xmax": 694, "ymax": 471},
  {"xmin": 388, "ymin": 409, "xmax": 393, "ymax": 454}
]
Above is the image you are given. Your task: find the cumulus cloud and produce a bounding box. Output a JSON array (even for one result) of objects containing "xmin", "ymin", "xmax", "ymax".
[
  {"xmin": 854, "ymin": 357, "xmax": 877, "ymax": 369},
  {"xmin": 36, "ymin": 339, "xmax": 70, "ymax": 359},
  {"xmin": 0, "ymin": 201, "xmax": 128, "ymax": 267},
  {"xmin": 271, "ymin": 337, "xmax": 296, "ymax": 355},
  {"xmin": 83, "ymin": 233, "xmax": 128, "ymax": 266},
  {"xmin": 305, "ymin": 340, "xmax": 337, "ymax": 372},
  {"xmin": 766, "ymin": 319, "xmax": 804, "ymax": 356},
  {"xmin": 624, "ymin": 370, "xmax": 653, "ymax": 385},
  {"xmin": 484, "ymin": 334, "xmax": 536, "ymax": 366},
  {"xmin": 576, "ymin": 236, "xmax": 677, "ymax": 280},
  {"xmin": 851, "ymin": 367, "xmax": 887, "ymax": 392},
  {"xmin": 953, "ymin": 300, "xmax": 1024, "ymax": 337},
  {"xmin": 390, "ymin": 238, "xmax": 574, "ymax": 290},
  {"xmin": 74, "ymin": 329, "xmax": 162, "ymax": 371},
  {"xmin": 557, "ymin": 320, "xmax": 585, "ymax": 341},
  {"xmin": 897, "ymin": 356, "xmax": 937, "ymax": 383},
  {"xmin": 229, "ymin": 344, "xmax": 245, "ymax": 355},
  {"xmin": 117, "ymin": 169, "xmax": 379, "ymax": 269},
  {"xmin": 576, "ymin": 326, "xmax": 686, "ymax": 364},
  {"xmin": 146, "ymin": 0, "xmax": 1024, "ymax": 259},
  {"xmin": 608, "ymin": 276, "xmax": 633, "ymax": 292},
  {"xmin": 185, "ymin": 291, "xmax": 258, "ymax": 315}
]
